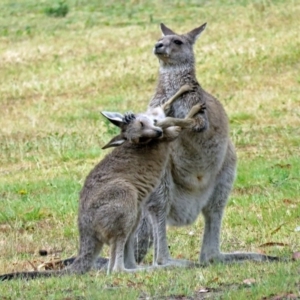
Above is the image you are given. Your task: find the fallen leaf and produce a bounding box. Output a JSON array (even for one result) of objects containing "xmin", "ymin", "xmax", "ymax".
[
  {"xmin": 282, "ymin": 199, "xmax": 298, "ymax": 208},
  {"xmin": 112, "ymin": 278, "xmax": 121, "ymax": 286},
  {"xmin": 38, "ymin": 259, "xmax": 65, "ymax": 271},
  {"xmin": 273, "ymin": 163, "xmax": 291, "ymax": 169},
  {"xmin": 126, "ymin": 279, "xmax": 143, "ymax": 288},
  {"xmin": 27, "ymin": 260, "xmax": 38, "ymax": 271},
  {"xmin": 207, "ymin": 277, "xmax": 219, "ymax": 284},
  {"xmin": 243, "ymin": 278, "xmax": 256, "ymax": 285},
  {"xmin": 259, "ymin": 242, "xmax": 288, "ymax": 247},
  {"xmin": 0, "ymin": 224, "xmax": 12, "ymax": 233}
]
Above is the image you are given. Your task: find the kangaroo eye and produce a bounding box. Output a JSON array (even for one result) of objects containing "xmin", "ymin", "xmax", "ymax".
[
  {"xmin": 140, "ymin": 122, "xmax": 144, "ymax": 128},
  {"xmin": 174, "ymin": 40, "xmax": 183, "ymax": 45}
]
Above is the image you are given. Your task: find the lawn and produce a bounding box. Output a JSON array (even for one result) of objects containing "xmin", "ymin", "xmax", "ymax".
[{"xmin": 0, "ymin": 0, "xmax": 299, "ymax": 299}]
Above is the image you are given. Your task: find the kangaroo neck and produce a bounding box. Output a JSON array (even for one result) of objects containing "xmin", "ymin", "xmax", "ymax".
[{"xmin": 157, "ymin": 63, "xmax": 196, "ymax": 92}]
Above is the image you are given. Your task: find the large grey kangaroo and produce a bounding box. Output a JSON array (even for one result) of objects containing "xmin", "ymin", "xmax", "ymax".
[
  {"xmin": 134, "ymin": 22, "xmax": 279, "ymax": 266},
  {"xmin": 0, "ymin": 85, "xmax": 205, "ymax": 280}
]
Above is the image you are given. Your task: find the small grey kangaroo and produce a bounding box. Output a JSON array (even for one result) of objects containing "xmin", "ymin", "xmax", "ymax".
[
  {"xmin": 0, "ymin": 85, "xmax": 205, "ymax": 280},
  {"xmin": 133, "ymin": 22, "xmax": 279, "ymax": 267}
]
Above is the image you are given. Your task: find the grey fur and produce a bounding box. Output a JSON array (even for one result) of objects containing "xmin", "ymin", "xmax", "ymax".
[
  {"xmin": 0, "ymin": 85, "xmax": 205, "ymax": 280},
  {"xmin": 135, "ymin": 22, "xmax": 279, "ymax": 266},
  {"xmin": 6, "ymin": 23, "xmax": 280, "ymax": 278}
]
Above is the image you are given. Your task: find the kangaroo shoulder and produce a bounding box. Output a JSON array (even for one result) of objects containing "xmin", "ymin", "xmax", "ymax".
[{"xmin": 202, "ymin": 89, "xmax": 229, "ymax": 135}]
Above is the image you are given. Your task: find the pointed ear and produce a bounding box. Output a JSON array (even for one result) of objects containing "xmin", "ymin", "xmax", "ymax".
[
  {"xmin": 186, "ymin": 23, "xmax": 207, "ymax": 44},
  {"xmin": 102, "ymin": 134, "xmax": 126, "ymax": 149},
  {"xmin": 101, "ymin": 111, "xmax": 124, "ymax": 128},
  {"xmin": 160, "ymin": 23, "xmax": 176, "ymax": 36}
]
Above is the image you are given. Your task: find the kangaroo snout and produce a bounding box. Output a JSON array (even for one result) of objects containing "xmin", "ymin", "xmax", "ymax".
[{"xmin": 154, "ymin": 42, "xmax": 166, "ymax": 55}]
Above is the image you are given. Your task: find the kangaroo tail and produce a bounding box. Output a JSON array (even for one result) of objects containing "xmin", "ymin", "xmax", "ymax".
[{"xmin": 0, "ymin": 269, "xmax": 69, "ymax": 281}]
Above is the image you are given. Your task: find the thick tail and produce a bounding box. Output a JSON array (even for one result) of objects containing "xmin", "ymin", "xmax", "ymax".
[
  {"xmin": 0, "ymin": 269, "xmax": 68, "ymax": 281},
  {"xmin": 220, "ymin": 252, "xmax": 284, "ymax": 263}
]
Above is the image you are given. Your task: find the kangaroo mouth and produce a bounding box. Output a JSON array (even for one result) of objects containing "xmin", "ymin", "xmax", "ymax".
[
  {"xmin": 138, "ymin": 133, "xmax": 162, "ymax": 144},
  {"xmin": 153, "ymin": 48, "xmax": 168, "ymax": 57},
  {"xmin": 155, "ymin": 52, "xmax": 169, "ymax": 58},
  {"xmin": 138, "ymin": 137, "xmax": 152, "ymax": 144}
]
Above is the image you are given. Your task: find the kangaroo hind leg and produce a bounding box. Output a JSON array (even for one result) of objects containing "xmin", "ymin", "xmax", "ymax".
[{"xmin": 70, "ymin": 234, "xmax": 104, "ymax": 274}]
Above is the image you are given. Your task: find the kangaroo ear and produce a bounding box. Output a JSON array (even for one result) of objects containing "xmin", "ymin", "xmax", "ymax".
[
  {"xmin": 101, "ymin": 111, "xmax": 124, "ymax": 128},
  {"xmin": 160, "ymin": 23, "xmax": 177, "ymax": 36},
  {"xmin": 102, "ymin": 134, "xmax": 126, "ymax": 149},
  {"xmin": 186, "ymin": 23, "xmax": 207, "ymax": 44}
]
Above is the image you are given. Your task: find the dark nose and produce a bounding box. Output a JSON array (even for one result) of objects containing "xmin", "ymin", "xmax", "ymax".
[
  {"xmin": 156, "ymin": 129, "xmax": 163, "ymax": 137},
  {"xmin": 155, "ymin": 42, "xmax": 163, "ymax": 49}
]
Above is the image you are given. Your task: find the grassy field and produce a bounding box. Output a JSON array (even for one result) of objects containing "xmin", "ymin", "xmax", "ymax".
[{"xmin": 0, "ymin": 0, "xmax": 299, "ymax": 299}]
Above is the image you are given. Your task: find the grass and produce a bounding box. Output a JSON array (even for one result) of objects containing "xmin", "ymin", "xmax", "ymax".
[{"xmin": 0, "ymin": 0, "xmax": 299, "ymax": 299}]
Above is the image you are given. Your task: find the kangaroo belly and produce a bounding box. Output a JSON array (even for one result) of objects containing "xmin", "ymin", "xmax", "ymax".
[
  {"xmin": 165, "ymin": 136, "xmax": 229, "ymax": 226},
  {"xmin": 166, "ymin": 181, "xmax": 214, "ymax": 226}
]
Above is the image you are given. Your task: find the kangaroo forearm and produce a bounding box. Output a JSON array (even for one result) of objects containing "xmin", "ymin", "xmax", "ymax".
[
  {"xmin": 157, "ymin": 117, "xmax": 194, "ymax": 129},
  {"xmin": 185, "ymin": 103, "xmax": 204, "ymax": 118},
  {"xmin": 186, "ymin": 103, "xmax": 208, "ymax": 132},
  {"xmin": 162, "ymin": 84, "xmax": 194, "ymax": 112}
]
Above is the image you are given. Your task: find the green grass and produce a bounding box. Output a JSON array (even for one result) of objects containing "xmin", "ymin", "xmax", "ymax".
[{"xmin": 0, "ymin": 0, "xmax": 299, "ymax": 299}]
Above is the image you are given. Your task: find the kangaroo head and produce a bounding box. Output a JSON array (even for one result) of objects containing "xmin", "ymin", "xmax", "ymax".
[
  {"xmin": 101, "ymin": 111, "xmax": 164, "ymax": 149},
  {"xmin": 153, "ymin": 23, "xmax": 206, "ymax": 66}
]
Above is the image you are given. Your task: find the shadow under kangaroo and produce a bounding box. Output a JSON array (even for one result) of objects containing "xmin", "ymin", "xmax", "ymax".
[{"xmin": 0, "ymin": 85, "xmax": 205, "ymax": 280}]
